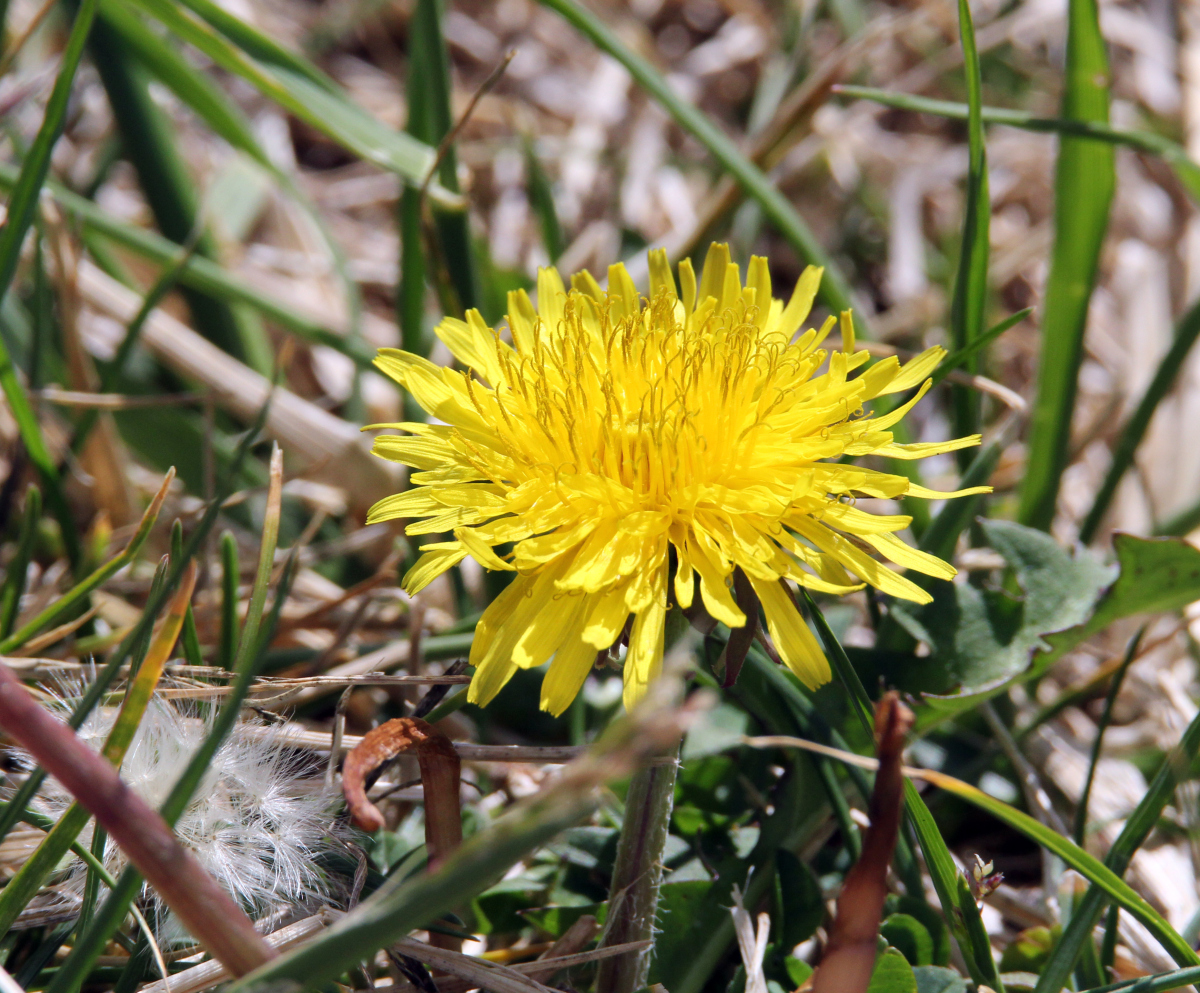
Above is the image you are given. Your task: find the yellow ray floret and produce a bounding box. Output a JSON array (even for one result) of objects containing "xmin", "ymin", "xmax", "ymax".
[{"xmin": 367, "ymin": 244, "xmax": 990, "ymax": 716}]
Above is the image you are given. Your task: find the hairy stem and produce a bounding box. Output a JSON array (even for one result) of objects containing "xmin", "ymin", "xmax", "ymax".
[{"xmin": 595, "ymin": 749, "xmax": 680, "ymax": 993}]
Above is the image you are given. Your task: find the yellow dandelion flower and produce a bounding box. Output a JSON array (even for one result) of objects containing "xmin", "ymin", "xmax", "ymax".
[{"xmin": 367, "ymin": 245, "xmax": 989, "ymax": 716}]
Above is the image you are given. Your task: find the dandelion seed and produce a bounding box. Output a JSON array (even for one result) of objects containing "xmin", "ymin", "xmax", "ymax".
[
  {"xmin": 368, "ymin": 244, "xmax": 989, "ymax": 715},
  {"xmin": 18, "ymin": 690, "xmax": 345, "ymax": 945}
]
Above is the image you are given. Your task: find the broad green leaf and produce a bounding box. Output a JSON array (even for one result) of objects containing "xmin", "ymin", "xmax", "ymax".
[
  {"xmin": 1039, "ymin": 533, "xmax": 1200, "ymax": 663},
  {"xmin": 647, "ymin": 881, "xmax": 717, "ymax": 986},
  {"xmin": 912, "ymin": 966, "xmax": 969, "ymax": 993},
  {"xmin": 682, "ymin": 703, "xmax": 751, "ymax": 761},
  {"xmin": 866, "ymin": 947, "xmax": 917, "ymax": 993},
  {"xmin": 881, "ymin": 914, "xmax": 935, "ymax": 967},
  {"xmin": 885, "ymin": 896, "xmax": 951, "ymax": 967},
  {"xmin": 1018, "ymin": 0, "xmax": 1115, "ymax": 529},
  {"xmin": 885, "ymin": 520, "xmax": 1114, "ymax": 704}
]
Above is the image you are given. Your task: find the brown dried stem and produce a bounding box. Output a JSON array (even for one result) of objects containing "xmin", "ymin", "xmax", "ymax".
[{"xmin": 812, "ymin": 692, "xmax": 913, "ymax": 993}]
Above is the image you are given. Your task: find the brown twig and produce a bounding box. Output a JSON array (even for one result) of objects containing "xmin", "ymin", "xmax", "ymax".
[{"xmin": 811, "ymin": 692, "xmax": 913, "ymax": 993}]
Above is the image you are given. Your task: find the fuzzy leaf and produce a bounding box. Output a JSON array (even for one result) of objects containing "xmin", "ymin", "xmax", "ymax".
[{"xmin": 912, "ymin": 966, "xmax": 969, "ymax": 993}]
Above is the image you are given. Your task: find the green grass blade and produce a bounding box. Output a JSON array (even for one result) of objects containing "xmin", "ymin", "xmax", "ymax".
[
  {"xmin": 1080, "ymin": 295, "xmax": 1200, "ymax": 542},
  {"xmin": 219, "ymin": 530, "xmax": 240, "ymax": 670},
  {"xmin": 1033, "ymin": 681, "xmax": 1200, "ymax": 992},
  {"xmin": 931, "ymin": 308, "xmax": 1031, "ymax": 392},
  {"xmin": 534, "ymin": 0, "xmax": 854, "ymax": 314},
  {"xmin": 0, "ymin": 407, "xmax": 266, "ymax": 853},
  {"xmin": 524, "ymin": 136, "xmax": 564, "ymax": 262},
  {"xmin": 1073, "ymin": 628, "xmax": 1142, "ymax": 845},
  {"xmin": 85, "ymin": 13, "xmax": 272, "ymax": 372},
  {"xmin": 948, "ymin": 0, "xmax": 990, "ymax": 458},
  {"xmin": 46, "ymin": 447, "xmax": 283, "ymax": 993},
  {"xmin": 97, "ymin": 0, "xmax": 366, "ymax": 365},
  {"xmin": 0, "ymin": 0, "xmax": 99, "ymax": 572},
  {"xmin": 0, "ymin": 485, "xmax": 40, "ymax": 638},
  {"xmin": 804, "ymin": 591, "xmax": 996, "ymax": 982},
  {"xmin": 1083, "ymin": 964, "xmax": 1200, "ymax": 993},
  {"xmin": 925, "ymin": 768, "xmax": 1200, "ymax": 975},
  {"xmin": 407, "ymin": 0, "xmax": 479, "ymax": 317},
  {"xmin": 398, "ymin": 184, "xmax": 429, "ymax": 358},
  {"xmin": 0, "ymin": 561, "xmax": 193, "ymax": 935},
  {"xmin": 1018, "ymin": 0, "xmax": 1115, "ymax": 530},
  {"xmin": 0, "ymin": 472, "xmax": 170, "ymax": 655},
  {"xmin": 0, "ymin": 162, "xmax": 375, "ymax": 366},
  {"xmin": 955, "ymin": 874, "xmax": 1005, "ymax": 992},
  {"xmin": 113, "ymin": 0, "xmax": 456, "ymax": 202},
  {"xmin": 835, "ymin": 86, "xmax": 1200, "ymax": 205}
]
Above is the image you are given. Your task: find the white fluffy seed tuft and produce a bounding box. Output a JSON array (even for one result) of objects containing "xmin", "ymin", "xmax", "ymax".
[{"xmin": 15, "ymin": 686, "xmax": 346, "ymax": 944}]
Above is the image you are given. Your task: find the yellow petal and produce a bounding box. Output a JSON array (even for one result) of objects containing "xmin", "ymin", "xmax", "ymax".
[
  {"xmin": 402, "ymin": 542, "xmax": 468, "ymax": 594},
  {"xmin": 513, "ymin": 592, "xmax": 586, "ymax": 668},
  {"xmin": 775, "ymin": 266, "xmax": 823, "ymax": 340},
  {"xmin": 622, "ymin": 566, "xmax": 666, "ymax": 712},
  {"xmin": 648, "ymin": 247, "xmax": 677, "ymax": 302},
  {"xmin": 582, "ymin": 588, "xmax": 630, "ymax": 649},
  {"xmin": 454, "ymin": 527, "xmax": 515, "ymax": 572},
  {"xmin": 748, "ymin": 576, "xmax": 830, "ymax": 689},
  {"xmin": 540, "ymin": 608, "xmax": 597, "ymax": 716},
  {"xmin": 864, "ymin": 532, "xmax": 956, "ymax": 581}
]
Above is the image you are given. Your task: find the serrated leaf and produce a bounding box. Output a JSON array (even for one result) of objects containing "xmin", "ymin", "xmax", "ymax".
[
  {"xmin": 889, "ymin": 520, "xmax": 1114, "ymax": 703},
  {"xmin": 1036, "ymin": 533, "xmax": 1200, "ymax": 669}
]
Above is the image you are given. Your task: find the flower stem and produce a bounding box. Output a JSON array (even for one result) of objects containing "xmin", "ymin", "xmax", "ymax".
[{"xmin": 595, "ymin": 750, "xmax": 680, "ymax": 993}]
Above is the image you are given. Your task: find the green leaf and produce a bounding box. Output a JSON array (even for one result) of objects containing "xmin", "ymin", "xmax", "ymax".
[
  {"xmin": 1018, "ymin": 0, "xmax": 1115, "ymax": 529},
  {"xmin": 533, "ymin": 0, "xmax": 853, "ymax": 314},
  {"xmin": 682, "ymin": 703, "xmax": 751, "ymax": 761},
  {"xmin": 0, "ymin": 486, "xmax": 40, "ymax": 639},
  {"xmin": 520, "ymin": 903, "xmax": 607, "ymax": 939},
  {"xmin": 912, "ymin": 966, "xmax": 969, "ymax": 993},
  {"xmin": 866, "ymin": 947, "xmax": 917, "ymax": 993},
  {"xmin": 1040, "ymin": 533, "xmax": 1200, "ymax": 662},
  {"xmin": 647, "ymin": 881, "xmax": 718, "ymax": 986},
  {"xmin": 887, "ymin": 897, "xmax": 950, "ymax": 967},
  {"xmin": 776, "ymin": 850, "xmax": 823, "ymax": 948},
  {"xmin": 890, "ymin": 520, "xmax": 1114, "ymax": 704},
  {"xmin": 953, "ymin": 875, "xmax": 1004, "ymax": 992},
  {"xmin": 785, "ymin": 958, "xmax": 814, "ymax": 988},
  {"xmin": 881, "ymin": 914, "xmax": 935, "ymax": 967},
  {"xmin": 998, "ymin": 926, "xmax": 1056, "ymax": 975}
]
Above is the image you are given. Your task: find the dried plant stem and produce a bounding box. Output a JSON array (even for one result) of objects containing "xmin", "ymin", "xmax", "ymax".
[{"xmin": 594, "ymin": 749, "xmax": 680, "ymax": 993}]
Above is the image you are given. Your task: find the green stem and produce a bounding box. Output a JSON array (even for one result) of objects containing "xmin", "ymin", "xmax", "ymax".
[{"xmin": 594, "ymin": 753, "xmax": 680, "ymax": 993}]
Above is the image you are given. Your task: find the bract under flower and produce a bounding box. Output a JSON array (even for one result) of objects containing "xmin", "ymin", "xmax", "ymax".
[{"xmin": 368, "ymin": 245, "xmax": 988, "ymax": 715}]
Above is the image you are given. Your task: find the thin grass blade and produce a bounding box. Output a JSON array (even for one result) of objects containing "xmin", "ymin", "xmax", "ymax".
[
  {"xmin": 534, "ymin": 0, "xmax": 854, "ymax": 314},
  {"xmin": 0, "ymin": 0, "xmax": 101, "ymax": 571},
  {"xmin": 0, "ymin": 485, "xmax": 40, "ymax": 638},
  {"xmin": 1015, "ymin": 0, "xmax": 1115, "ymax": 529},
  {"xmin": 1080, "ymin": 295, "xmax": 1200, "ymax": 541},
  {"xmin": 948, "ymin": 0, "xmax": 990, "ymax": 458}
]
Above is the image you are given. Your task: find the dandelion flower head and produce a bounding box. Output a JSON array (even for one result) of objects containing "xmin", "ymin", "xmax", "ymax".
[{"xmin": 368, "ymin": 245, "xmax": 988, "ymax": 715}]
